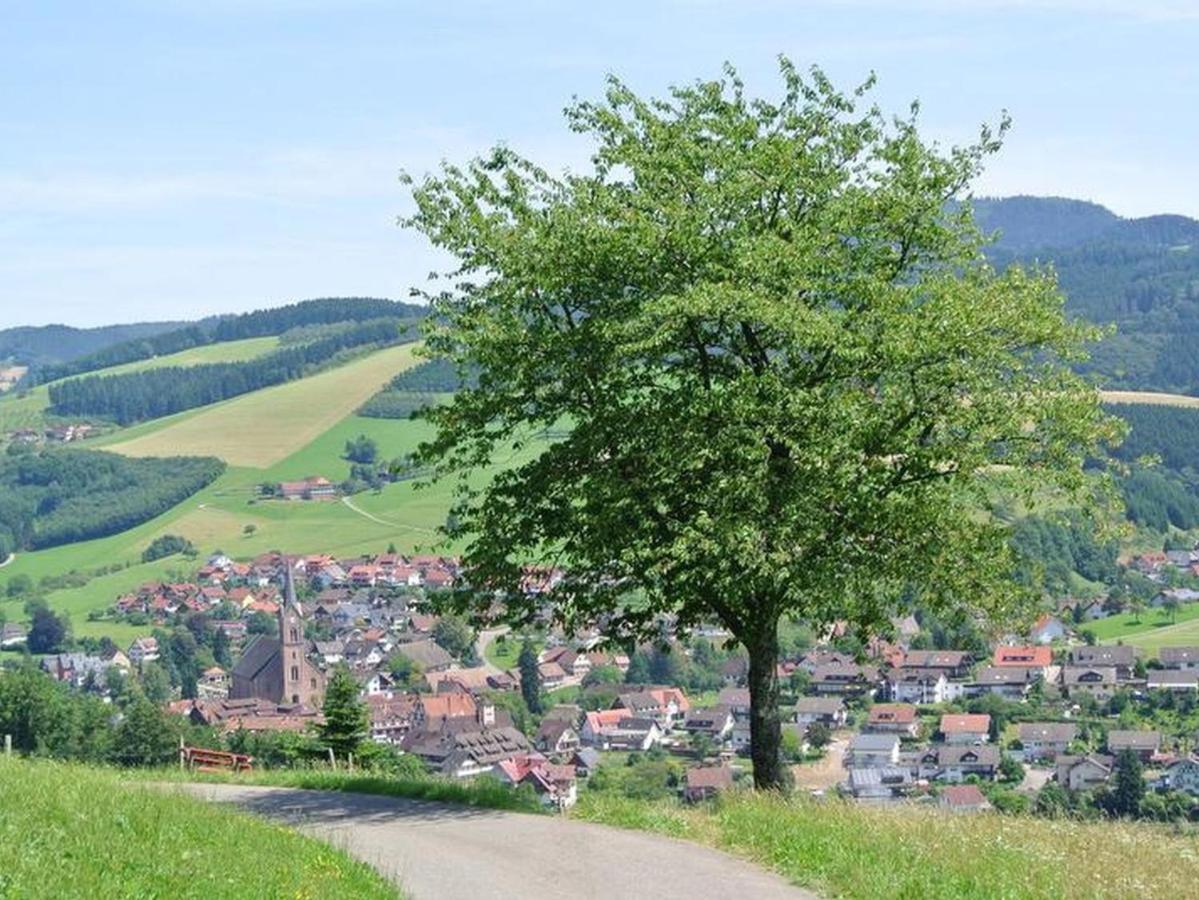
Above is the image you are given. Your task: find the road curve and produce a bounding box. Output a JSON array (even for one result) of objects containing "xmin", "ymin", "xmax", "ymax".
[{"xmin": 176, "ymin": 783, "xmax": 815, "ymax": 900}]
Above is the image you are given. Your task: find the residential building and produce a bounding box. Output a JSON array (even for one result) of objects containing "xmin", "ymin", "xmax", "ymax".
[
  {"xmin": 127, "ymin": 636, "xmax": 160, "ymax": 666},
  {"xmin": 1070, "ymin": 645, "xmax": 1136, "ymax": 679},
  {"xmin": 683, "ymin": 765, "xmax": 735, "ymax": 803},
  {"xmin": 918, "ymin": 745, "xmax": 1000, "ymax": 782},
  {"xmin": 1056, "ymin": 754, "xmax": 1113, "ymax": 791},
  {"xmin": 865, "ymin": 704, "xmax": 920, "ymax": 737},
  {"xmin": 1107, "ymin": 730, "xmax": 1162, "ymax": 762},
  {"xmin": 1162, "ymin": 758, "xmax": 1199, "ymax": 796},
  {"xmin": 970, "ymin": 665, "xmax": 1040, "ymax": 700},
  {"xmin": 940, "ymin": 714, "xmax": 991, "ymax": 745},
  {"xmin": 1159, "ymin": 647, "xmax": 1199, "ymax": 671},
  {"xmin": 1017, "ymin": 722, "xmax": 1077, "ymax": 761},
  {"xmin": 939, "ymin": 784, "xmax": 992, "ymax": 813},
  {"xmin": 1148, "ymin": 669, "xmax": 1199, "ymax": 691},
  {"xmin": 1061, "ymin": 666, "xmax": 1118, "ymax": 700},
  {"xmin": 898, "ymin": 650, "xmax": 973, "ymax": 678},
  {"xmin": 793, "ymin": 697, "xmax": 848, "ymax": 729},
  {"xmin": 846, "ymin": 733, "xmax": 901, "ymax": 768},
  {"xmin": 887, "ymin": 668, "xmax": 952, "ymax": 704},
  {"xmin": 845, "ymin": 766, "xmax": 915, "ymax": 801},
  {"xmin": 810, "ymin": 663, "xmax": 879, "ymax": 697},
  {"xmin": 992, "ymin": 645, "xmax": 1052, "ymax": 673},
  {"xmin": 681, "ymin": 706, "xmax": 735, "ymax": 743}
]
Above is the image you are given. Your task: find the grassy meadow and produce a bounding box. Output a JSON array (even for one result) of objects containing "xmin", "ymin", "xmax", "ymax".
[
  {"xmin": 102, "ymin": 342, "xmax": 420, "ymax": 466},
  {"xmin": 573, "ymin": 791, "xmax": 1199, "ymax": 900},
  {"xmin": 0, "ymin": 757, "xmax": 400, "ymax": 899}
]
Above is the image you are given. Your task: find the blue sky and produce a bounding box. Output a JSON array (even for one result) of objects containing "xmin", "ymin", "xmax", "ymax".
[{"xmin": 3, "ymin": 0, "xmax": 1197, "ymax": 329}]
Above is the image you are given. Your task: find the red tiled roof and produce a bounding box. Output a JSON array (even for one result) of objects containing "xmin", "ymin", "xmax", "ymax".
[
  {"xmin": 993, "ymin": 645, "xmax": 1052, "ymax": 668},
  {"xmin": 940, "ymin": 713, "xmax": 991, "ymax": 734}
]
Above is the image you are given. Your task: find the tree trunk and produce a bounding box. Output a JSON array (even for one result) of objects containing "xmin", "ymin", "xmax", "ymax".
[{"xmin": 745, "ymin": 620, "xmax": 786, "ymax": 791}]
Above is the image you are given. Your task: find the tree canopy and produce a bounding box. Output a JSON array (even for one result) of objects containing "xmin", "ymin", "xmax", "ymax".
[{"xmin": 404, "ymin": 60, "xmax": 1118, "ymax": 789}]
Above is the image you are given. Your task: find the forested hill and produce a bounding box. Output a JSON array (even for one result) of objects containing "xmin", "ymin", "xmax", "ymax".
[
  {"xmin": 973, "ymin": 196, "xmax": 1199, "ymax": 393},
  {"xmin": 33, "ymin": 297, "xmax": 426, "ymax": 385},
  {"xmin": 0, "ymin": 321, "xmax": 191, "ymax": 369}
]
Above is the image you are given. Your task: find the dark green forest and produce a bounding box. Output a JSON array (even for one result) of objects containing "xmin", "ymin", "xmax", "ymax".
[
  {"xmin": 975, "ymin": 197, "xmax": 1199, "ymax": 393},
  {"xmin": 0, "ymin": 449, "xmax": 224, "ymax": 556},
  {"xmin": 0, "ymin": 321, "xmax": 188, "ymax": 371},
  {"xmin": 47, "ymin": 318, "xmax": 417, "ymax": 425}
]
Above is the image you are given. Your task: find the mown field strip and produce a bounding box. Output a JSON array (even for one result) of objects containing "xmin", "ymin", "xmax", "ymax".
[
  {"xmin": 104, "ymin": 343, "xmax": 421, "ymax": 467},
  {"xmin": 1101, "ymin": 390, "xmax": 1199, "ymax": 408}
]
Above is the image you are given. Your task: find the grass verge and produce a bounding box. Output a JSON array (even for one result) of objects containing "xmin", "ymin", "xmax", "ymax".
[
  {"xmin": 135, "ymin": 765, "xmax": 545, "ymax": 814},
  {"xmin": 0, "ymin": 756, "xmax": 400, "ymax": 899},
  {"xmin": 572, "ymin": 791, "xmax": 1199, "ymax": 900}
]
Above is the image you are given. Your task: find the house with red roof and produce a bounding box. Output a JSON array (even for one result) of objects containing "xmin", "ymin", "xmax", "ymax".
[{"xmin": 939, "ymin": 713, "xmax": 991, "ymax": 745}]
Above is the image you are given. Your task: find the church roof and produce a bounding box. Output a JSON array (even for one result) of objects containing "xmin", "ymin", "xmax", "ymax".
[{"xmin": 231, "ymin": 635, "xmax": 281, "ymax": 681}]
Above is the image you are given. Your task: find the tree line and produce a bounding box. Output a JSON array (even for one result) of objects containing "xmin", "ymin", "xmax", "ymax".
[
  {"xmin": 357, "ymin": 359, "xmax": 472, "ymax": 419},
  {"xmin": 0, "ymin": 448, "xmax": 224, "ymax": 556},
  {"xmin": 31, "ymin": 297, "xmax": 426, "ymax": 385},
  {"xmin": 48, "ymin": 318, "xmax": 417, "ymax": 425}
]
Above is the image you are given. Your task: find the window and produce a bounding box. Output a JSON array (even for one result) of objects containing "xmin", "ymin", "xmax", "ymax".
[
  {"xmin": 291, "ymin": 666, "xmax": 299, "ymax": 682},
  {"xmin": 289, "ymin": 627, "xmax": 299, "ymax": 643}
]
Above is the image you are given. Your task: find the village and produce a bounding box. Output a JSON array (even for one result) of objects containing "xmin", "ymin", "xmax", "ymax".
[{"xmin": 13, "ymin": 541, "xmax": 1199, "ymax": 818}]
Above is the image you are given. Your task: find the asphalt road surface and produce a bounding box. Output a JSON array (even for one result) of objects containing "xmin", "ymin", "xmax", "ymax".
[{"xmin": 179, "ymin": 783, "xmax": 816, "ymax": 900}]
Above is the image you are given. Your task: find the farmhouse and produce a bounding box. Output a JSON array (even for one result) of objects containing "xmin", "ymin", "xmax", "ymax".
[{"xmin": 278, "ymin": 475, "xmax": 337, "ymax": 501}]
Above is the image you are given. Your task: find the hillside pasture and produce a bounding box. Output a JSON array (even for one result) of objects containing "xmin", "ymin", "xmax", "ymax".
[
  {"xmin": 0, "ymin": 336, "xmax": 281, "ymax": 438},
  {"xmin": 104, "ymin": 343, "xmax": 420, "ymax": 466}
]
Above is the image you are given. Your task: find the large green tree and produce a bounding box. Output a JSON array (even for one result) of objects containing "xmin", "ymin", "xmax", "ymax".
[{"xmin": 404, "ymin": 61, "xmax": 1118, "ymax": 789}]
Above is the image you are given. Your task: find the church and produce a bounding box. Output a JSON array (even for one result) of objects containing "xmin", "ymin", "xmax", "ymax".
[{"xmin": 229, "ymin": 565, "xmax": 326, "ymax": 707}]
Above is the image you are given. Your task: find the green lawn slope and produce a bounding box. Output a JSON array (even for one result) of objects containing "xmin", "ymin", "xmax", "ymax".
[
  {"xmin": 0, "ymin": 757, "xmax": 399, "ymax": 899},
  {"xmin": 574, "ymin": 791, "xmax": 1199, "ymax": 900}
]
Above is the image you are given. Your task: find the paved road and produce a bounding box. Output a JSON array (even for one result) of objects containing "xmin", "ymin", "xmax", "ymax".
[
  {"xmin": 475, "ymin": 626, "xmax": 511, "ymax": 676},
  {"xmin": 179, "ymin": 783, "xmax": 814, "ymax": 900}
]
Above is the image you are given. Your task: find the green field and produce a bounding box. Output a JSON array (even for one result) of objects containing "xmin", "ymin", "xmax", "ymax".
[
  {"xmin": 104, "ymin": 342, "xmax": 420, "ymax": 466},
  {"xmin": 1088, "ymin": 602, "xmax": 1199, "ymax": 651},
  {"xmin": 1102, "ymin": 612, "xmax": 1199, "ymax": 655},
  {"xmin": 0, "ymin": 757, "xmax": 399, "ymax": 899},
  {"xmin": 0, "ymin": 336, "xmax": 280, "ymax": 438}
]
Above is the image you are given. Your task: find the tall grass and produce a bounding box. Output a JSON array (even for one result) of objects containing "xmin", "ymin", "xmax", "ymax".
[
  {"xmin": 0, "ymin": 757, "xmax": 400, "ymax": 899},
  {"xmin": 574, "ymin": 791, "xmax": 1199, "ymax": 899}
]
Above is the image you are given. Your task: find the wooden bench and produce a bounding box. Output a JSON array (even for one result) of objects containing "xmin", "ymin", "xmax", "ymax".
[{"xmin": 180, "ymin": 745, "xmax": 254, "ymax": 773}]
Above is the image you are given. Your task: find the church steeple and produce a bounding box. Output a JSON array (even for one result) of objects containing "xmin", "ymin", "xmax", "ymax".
[{"xmin": 280, "ymin": 558, "xmax": 306, "ymax": 704}]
